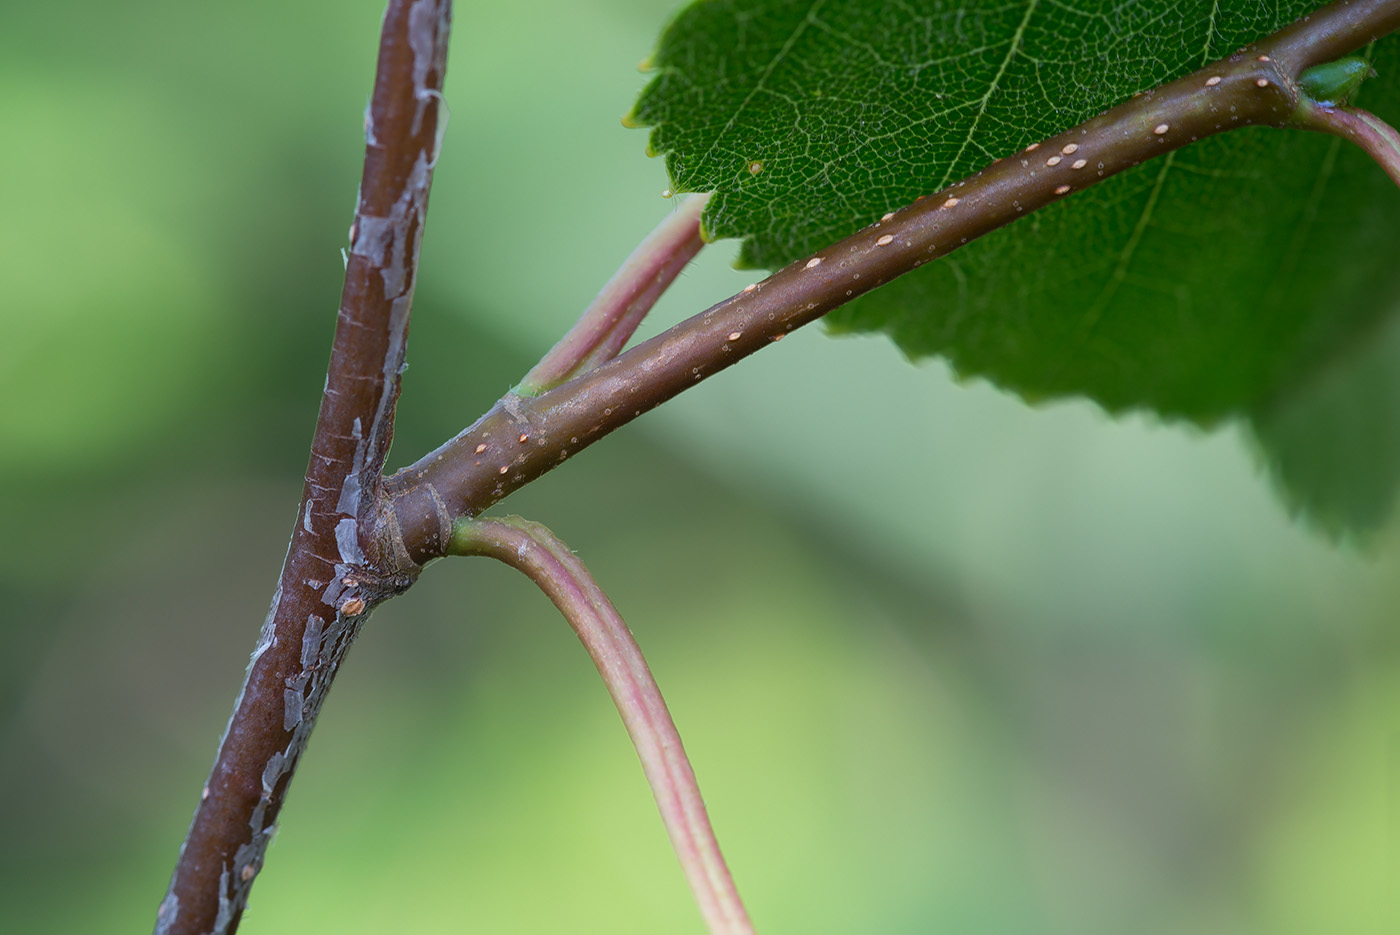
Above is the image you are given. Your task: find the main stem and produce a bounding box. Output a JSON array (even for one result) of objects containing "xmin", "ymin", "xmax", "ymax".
[{"xmin": 156, "ymin": 3, "xmax": 451, "ymax": 933}]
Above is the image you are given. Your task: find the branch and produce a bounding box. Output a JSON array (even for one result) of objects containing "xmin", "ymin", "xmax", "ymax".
[
  {"xmin": 1260, "ymin": 0, "xmax": 1400, "ymax": 73},
  {"xmin": 449, "ymin": 516, "xmax": 755, "ymax": 935},
  {"xmin": 154, "ymin": 3, "xmax": 451, "ymax": 932},
  {"xmin": 385, "ymin": 0, "xmax": 1400, "ymax": 563}
]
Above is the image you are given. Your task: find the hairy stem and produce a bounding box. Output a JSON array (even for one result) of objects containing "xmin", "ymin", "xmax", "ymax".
[
  {"xmin": 387, "ymin": 0, "xmax": 1400, "ymax": 562},
  {"xmin": 517, "ymin": 194, "xmax": 709, "ymax": 396},
  {"xmin": 449, "ymin": 516, "xmax": 755, "ymax": 935},
  {"xmin": 155, "ymin": 3, "xmax": 451, "ymax": 933}
]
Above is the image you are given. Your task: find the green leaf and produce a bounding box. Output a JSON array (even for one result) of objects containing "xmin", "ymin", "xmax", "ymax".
[
  {"xmin": 1250, "ymin": 301, "xmax": 1400, "ymax": 539},
  {"xmin": 631, "ymin": 0, "xmax": 1400, "ymax": 526}
]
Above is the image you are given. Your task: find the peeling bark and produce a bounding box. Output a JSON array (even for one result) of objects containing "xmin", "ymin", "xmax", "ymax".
[{"xmin": 155, "ymin": 3, "xmax": 451, "ymax": 932}]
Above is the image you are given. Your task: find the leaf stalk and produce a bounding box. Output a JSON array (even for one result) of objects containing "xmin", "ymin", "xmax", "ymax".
[
  {"xmin": 1292, "ymin": 98, "xmax": 1400, "ymax": 186},
  {"xmin": 449, "ymin": 515, "xmax": 756, "ymax": 935},
  {"xmin": 517, "ymin": 194, "xmax": 710, "ymax": 396}
]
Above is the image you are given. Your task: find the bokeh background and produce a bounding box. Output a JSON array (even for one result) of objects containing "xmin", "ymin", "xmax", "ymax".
[{"xmin": 2, "ymin": 1, "xmax": 1398, "ymax": 932}]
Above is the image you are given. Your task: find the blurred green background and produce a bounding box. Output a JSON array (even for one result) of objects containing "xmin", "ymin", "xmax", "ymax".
[{"xmin": 2, "ymin": 1, "xmax": 1398, "ymax": 932}]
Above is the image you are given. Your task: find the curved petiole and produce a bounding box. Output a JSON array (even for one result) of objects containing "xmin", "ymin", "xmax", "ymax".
[
  {"xmin": 1292, "ymin": 95, "xmax": 1400, "ymax": 187},
  {"xmin": 449, "ymin": 515, "xmax": 756, "ymax": 935}
]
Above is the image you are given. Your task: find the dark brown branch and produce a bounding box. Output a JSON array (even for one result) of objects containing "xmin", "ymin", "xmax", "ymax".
[
  {"xmin": 1263, "ymin": 0, "xmax": 1400, "ymax": 73},
  {"xmin": 387, "ymin": 0, "xmax": 1399, "ymax": 563},
  {"xmin": 154, "ymin": 3, "xmax": 451, "ymax": 933}
]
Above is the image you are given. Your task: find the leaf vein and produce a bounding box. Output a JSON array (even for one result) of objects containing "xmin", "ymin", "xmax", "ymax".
[
  {"xmin": 936, "ymin": 0, "xmax": 1043, "ymax": 190},
  {"xmin": 699, "ymin": 0, "xmax": 829, "ymax": 172}
]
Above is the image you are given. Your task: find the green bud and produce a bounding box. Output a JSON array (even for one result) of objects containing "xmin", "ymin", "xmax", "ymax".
[{"xmin": 1298, "ymin": 56, "xmax": 1375, "ymax": 106}]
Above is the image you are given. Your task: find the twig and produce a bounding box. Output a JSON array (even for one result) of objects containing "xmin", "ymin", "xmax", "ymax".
[
  {"xmin": 449, "ymin": 516, "xmax": 756, "ymax": 935},
  {"xmin": 385, "ymin": 0, "xmax": 1400, "ymax": 563}
]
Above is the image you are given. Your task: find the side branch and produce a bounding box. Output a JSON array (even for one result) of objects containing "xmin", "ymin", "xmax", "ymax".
[
  {"xmin": 387, "ymin": 0, "xmax": 1400, "ymax": 561},
  {"xmin": 450, "ymin": 516, "xmax": 755, "ymax": 935},
  {"xmin": 155, "ymin": 3, "xmax": 451, "ymax": 933}
]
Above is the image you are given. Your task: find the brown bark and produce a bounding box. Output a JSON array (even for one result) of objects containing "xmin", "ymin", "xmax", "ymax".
[{"xmin": 155, "ymin": 3, "xmax": 451, "ymax": 932}]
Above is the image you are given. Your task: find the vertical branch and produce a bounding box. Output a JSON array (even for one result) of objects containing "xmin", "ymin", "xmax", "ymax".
[{"xmin": 154, "ymin": 3, "xmax": 452, "ymax": 933}]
